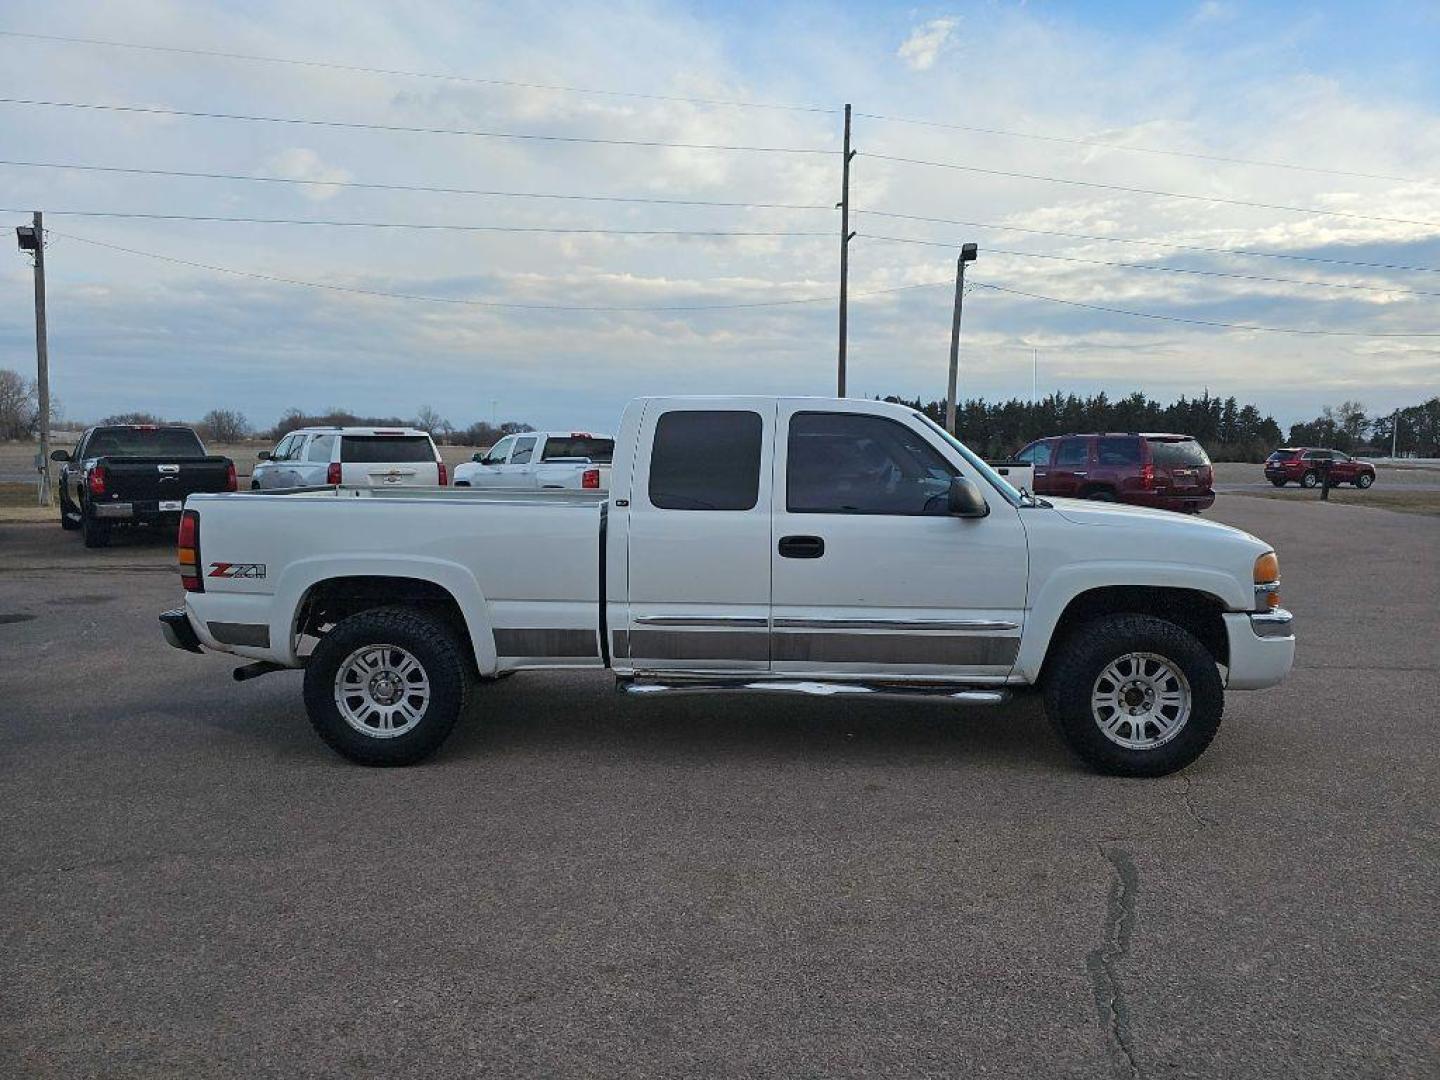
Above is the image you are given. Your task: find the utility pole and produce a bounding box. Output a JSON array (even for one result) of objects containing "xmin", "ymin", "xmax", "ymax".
[
  {"xmin": 16, "ymin": 212, "xmax": 51, "ymax": 506},
  {"xmin": 1032, "ymin": 348, "xmax": 1038, "ymax": 402},
  {"xmin": 1391, "ymin": 408, "xmax": 1399, "ymax": 459},
  {"xmin": 836, "ymin": 104, "xmax": 854, "ymax": 397},
  {"xmin": 945, "ymin": 243, "xmax": 978, "ymax": 435}
]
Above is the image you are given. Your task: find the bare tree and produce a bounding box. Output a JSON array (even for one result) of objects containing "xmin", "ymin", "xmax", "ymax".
[
  {"xmin": 0, "ymin": 368, "xmax": 38, "ymax": 440},
  {"xmin": 201, "ymin": 409, "xmax": 251, "ymax": 443},
  {"xmin": 414, "ymin": 405, "xmax": 448, "ymax": 434}
]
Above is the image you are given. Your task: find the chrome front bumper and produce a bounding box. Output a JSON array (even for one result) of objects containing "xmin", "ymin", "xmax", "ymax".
[{"xmin": 1223, "ymin": 608, "xmax": 1295, "ymax": 689}]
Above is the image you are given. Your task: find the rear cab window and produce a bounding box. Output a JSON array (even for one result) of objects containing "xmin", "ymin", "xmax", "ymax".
[
  {"xmin": 340, "ymin": 435, "xmax": 437, "ymax": 463},
  {"xmin": 649, "ymin": 410, "xmax": 763, "ymax": 510},
  {"xmin": 88, "ymin": 427, "xmax": 206, "ymax": 457},
  {"xmin": 542, "ymin": 435, "xmax": 614, "ymax": 463}
]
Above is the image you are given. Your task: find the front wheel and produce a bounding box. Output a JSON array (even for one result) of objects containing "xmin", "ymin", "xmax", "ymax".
[
  {"xmin": 59, "ymin": 485, "xmax": 81, "ymax": 529},
  {"xmin": 1043, "ymin": 614, "xmax": 1223, "ymax": 777},
  {"xmin": 303, "ymin": 607, "xmax": 471, "ymax": 765},
  {"xmin": 1355, "ymin": 473, "xmax": 1374, "ymax": 489}
]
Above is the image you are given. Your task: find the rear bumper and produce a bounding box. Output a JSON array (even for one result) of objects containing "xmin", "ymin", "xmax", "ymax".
[
  {"xmin": 1223, "ymin": 608, "xmax": 1295, "ymax": 690},
  {"xmin": 93, "ymin": 499, "xmax": 186, "ymax": 522},
  {"xmin": 159, "ymin": 608, "xmax": 203, "ymax": 654},
  {"xmin": 1124, "ymin": 490, "xmax": 1216, "ymax": 513}
]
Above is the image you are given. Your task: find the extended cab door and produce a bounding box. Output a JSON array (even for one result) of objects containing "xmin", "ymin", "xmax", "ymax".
[
  {"xmin": 617, "ymin": 401, "xmax": 774, "ymax": 673},
  {"xmin": 769, "ymin": 402, "xmax": 1028, "ymax": 682}
]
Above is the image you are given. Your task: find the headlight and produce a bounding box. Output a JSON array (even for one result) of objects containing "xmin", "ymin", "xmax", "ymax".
[{"xmin": 1254, "ymin": 552, "xmax": 1280, "ymax": 610}]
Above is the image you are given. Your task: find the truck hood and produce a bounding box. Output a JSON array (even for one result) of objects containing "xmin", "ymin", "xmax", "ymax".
[{"xmin": 1046, "ymin": 496, "xmax": 1263, "ymax": 544}]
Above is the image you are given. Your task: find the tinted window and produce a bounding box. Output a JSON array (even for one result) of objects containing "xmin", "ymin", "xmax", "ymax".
[
  {"xmin": 1055, "ymin": 438, "xmax": 1089, "ymax": 466},
  {"xmin": 649, "ymin": 410, "xmax": 762, "ymax": 511},
  {"xmin": 510, "ymin": 436, "xmax": 538, "ymax": 465},
  {"xmin": 340, "ymin": 435, "xmax": 436, "ymax": 463},
  {"xmin": 787, "ymin": 412, "xmax": 957, "ymax": 515},
  {"xmin": 542, "ymin": 436, "xmax": 613, "ymax": 463},
  {"xmin": 1149, "ymin": 438, "xmax": 1211, "ymax": 467},
  {"xmin": 1097, "ymin": 437, "xmax": 1142, "ymax": 466},
  {"xmin": 1016, "ymin": 442, "xmax": 1052, "ymax": 466},
  {"xmin": 86, "ymin": 427, "xmax": 206, "ymax": 457},
  {"xmin": 306, "ymin": 434, "xmax": 336, "ymax": 462}
]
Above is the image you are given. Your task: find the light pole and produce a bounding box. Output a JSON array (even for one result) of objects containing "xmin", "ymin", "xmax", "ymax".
[
  {"xmin": 16, "ymin": 213, "xmax": 51, "ymax": 507},
  {"xmin": 945, "ymin": 243, "xmax": 978, "ymax": 435}
]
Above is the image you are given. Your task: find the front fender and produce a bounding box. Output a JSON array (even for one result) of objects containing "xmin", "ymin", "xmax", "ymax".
[
  {"xmin": 273, "ymin": 555, "xmax": 499, "ymax": 673},
  {"xmin": 1016, "ymin": 562, "xmax": 1245, "ymax": 682}
]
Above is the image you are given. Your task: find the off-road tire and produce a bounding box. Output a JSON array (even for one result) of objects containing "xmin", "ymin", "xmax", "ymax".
[
  {"xmin": 1300, "ymin": 470, "xmax": 1319, "ymax": 488},
  {"xmin": 81, "ymin": 504, "xmax": 111, "ymax": 548},
  {"xmin": 59, "ymin": 485, "xmax": 81, "ymax": 530},
  {"xmin": 1043, "ymin": 614, "xmax": 1224, "ymax": 777},
  {"xmin": 1355, "ymin": 473, "xmax": 1374, "ymax": 489},
  {"xmin": 303, "ymin": 607, "xmax": 471, "ymax": 766}
]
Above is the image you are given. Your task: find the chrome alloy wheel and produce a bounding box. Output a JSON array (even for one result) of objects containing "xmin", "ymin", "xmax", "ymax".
[
  {"xmin": 1090, "ymin": 651, "xmax": 1192, "ymax": 750},
  {"xmin": 333, "ymin": 644, "xmax": 431, "ymax": 738}
]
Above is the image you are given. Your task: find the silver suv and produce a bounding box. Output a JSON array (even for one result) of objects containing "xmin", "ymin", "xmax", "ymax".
[{"xmin": 251, "ymin": 427, "xmax": 446, "ymax": 490}]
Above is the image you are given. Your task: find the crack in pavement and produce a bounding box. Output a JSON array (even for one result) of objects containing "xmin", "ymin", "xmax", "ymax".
[
  {"xmin": 1179, "ymin": 774, "xmax": 1218, "ymax": 827},
  {"xmin": 1087, "ymin": 845, "xmax": 1141, "ymax": 1079}
]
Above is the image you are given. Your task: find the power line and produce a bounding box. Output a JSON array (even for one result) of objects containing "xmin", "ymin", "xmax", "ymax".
[
  {"xmin": 0, "ymin": 158, "xmax": 833, "ymax": 210},
  {"xmin": 0, "ymin": 97, "xmax": 835, "ymax": 154},
  {"xmin": 859, "ymin": 234, "xmax": 1440, "ymax": 298},
  {"xmin": 852, "ymin": 209, "xmax": 1440, "ymax": 275},
  {"xmin": 863, "ymin": 152, "xmax": 1440, "ymax": 228},
  {"xmin": 969, "ymin": 280, "xmax": 1440, "ymax": 337},
  {"xmin": 0, "ymin": 29, "xmax": 836, "ymax": 114},
  {"xmin": 4, "ymin": 208, "xmax": 827, "ymax": 237},
  {"xmin": 51, "ymin": 230, "xmax": 936, "ymax": 311},
  {"xmin": 854, "ymin": 112, "xmax": 1425, "ymax": 185}
]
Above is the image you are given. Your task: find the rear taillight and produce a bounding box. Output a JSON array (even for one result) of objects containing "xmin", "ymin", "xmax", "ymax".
[
  {"xmin": 437, "ymin": 461, "xmax": 448, "ymax": 486},
  {"xmin": 178, "ymin": 509, "xmax": 203, "ymax": 592},
  {"xmin": 326, "ymin": 461, "xmax": 342, "ymax": 486},
  {"xmin": 582, "ymin": 467, "xmax": 600, "ymax": 490},
  {"xmin": 87, "ymin": 464, "xmax": 107, "ymax": 496},
  {"xmin": 1140, "ymin": 463, "xmax": 1155, "ymax": 490},
  {"xmin": 224, "ymin": 462, "xmax": 237, "ymax": 492}
]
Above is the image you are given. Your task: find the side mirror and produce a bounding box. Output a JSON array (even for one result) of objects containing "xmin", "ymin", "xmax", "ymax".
[
  {"xmin": 472, "ymin": 452, "xmax": 484, "ymax": 462},
  {"xmin": 257, "ymin": 450, "xmax": 272, "ymax": 461},
  {"xmin": 50, "ymin": 449, "xmax": 71, "ymax": 462},
  {"xmin": 948, "ymin": 476, "xmax": 990, "ymax": 518}
]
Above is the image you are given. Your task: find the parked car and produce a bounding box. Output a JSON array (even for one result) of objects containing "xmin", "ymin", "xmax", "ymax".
[
  {"xmin": 452, "ymin": 431, "xmax": 614, "ymax": 491},
  {"xmin": 1263, "ymin": 448, "xmax": 1375, "ymax": 488},
  {"xmin": 1013, "ymin": 433, "xmax": 1215, "ymax": 513},
  {"xmin": 52, "ymin": 424, "xmax": 235, "ymax": 548},
  {"xmin": 251, "ymin": 427, "xmax": 446, "ymax": 490},
  {"xmin": 159, "ymin": 396, "xmax": 1293, "ymax": 778}
]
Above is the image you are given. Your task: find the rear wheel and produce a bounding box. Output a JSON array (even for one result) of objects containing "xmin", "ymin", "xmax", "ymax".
[
  {"xmin": 1085, "ymin": 488, "xmax": 1117, "ymax": 502},
  {"xmin": 59, "ymin": 485, "xmax": 80, "ymax": 529},
  {"xmin": 1355, "ymin": 473, "xmax": 1374, "ymax": 489},
  {"xmin": 80, "ymin": 503, "xmax": 111, "ymax": 548},
  {"xmin": 1269, "ymin": 478, "xmax": 1286, "ymax": 488},
  {"xmin": 303, "ymin": 607, "xmax": 471, "ymax": 766},
  {"xmin": 1043, "ymin": 614, "xmax": 1223, "ymax": 777},
  {"xmin": 1300, "ymin": 470, "xmax": 1319, "ymax": 488}
]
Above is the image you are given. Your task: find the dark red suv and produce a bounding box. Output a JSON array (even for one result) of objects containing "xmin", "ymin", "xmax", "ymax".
[
  {"xmin": 1014, "ymin": 433, "xmax": 1216, "ymax": 513},
  {"xmin": 1264, "ymin": 448, "xmax": 1376, "ymax": 488}
]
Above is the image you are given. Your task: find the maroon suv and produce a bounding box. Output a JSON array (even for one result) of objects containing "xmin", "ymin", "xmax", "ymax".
[
  {"xmin": 1014, "ymin": 433, "xmax": 1216, "ymax": 513},
  {"xmin": 1264, "ymin": 447, "xmax": 1376, "ymax": 488}
]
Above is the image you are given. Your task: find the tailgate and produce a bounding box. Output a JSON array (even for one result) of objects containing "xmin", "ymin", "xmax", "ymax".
[
  {"xmin": 344, "ymin": 463, "xmax": 440, "ymax": 487},
  {"xmin": 100, "ymin": 457, "xmax": 233, "ymax": 501}
]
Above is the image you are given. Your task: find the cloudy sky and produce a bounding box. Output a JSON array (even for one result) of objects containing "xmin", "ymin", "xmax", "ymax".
[{"xmin": 1, "ymin": 0, "xmax": 1438, "ymax": 434}]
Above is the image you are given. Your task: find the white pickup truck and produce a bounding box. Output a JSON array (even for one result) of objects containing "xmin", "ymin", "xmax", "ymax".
[
  {"xmin": 160, "ymin": 396, "xmax": 1294, "ymax": 776},
  {"xmin": 451, "ymin": 431, "xmax": 613, "ymax": 491}
]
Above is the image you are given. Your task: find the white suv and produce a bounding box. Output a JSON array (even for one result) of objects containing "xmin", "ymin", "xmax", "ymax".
[{"xmin": 251, "ymin": 427, "xmax": 446, "ymax": 490}]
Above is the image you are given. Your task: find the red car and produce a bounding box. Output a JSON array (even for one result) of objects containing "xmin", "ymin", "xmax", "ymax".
[
  {"xmin": 1264, "ymin": 448, "xmax": 1376, "ymax": 488},
  {"xmin": 1013, "ymin": 433, "xmax": 1215, "ymax": 513}
]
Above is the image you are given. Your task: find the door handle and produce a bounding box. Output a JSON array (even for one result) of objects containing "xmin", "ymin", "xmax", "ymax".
[
  {"xmin": 1073, "ymin": 471, "xmax": 1088, "ymax": 476},
  {"xmin": 778, "ymin": 535, "xmax": 825, "ymax": 559}
]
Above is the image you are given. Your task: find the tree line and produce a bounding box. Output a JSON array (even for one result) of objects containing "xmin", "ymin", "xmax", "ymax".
[{"xmin": 884, "ymin": 390, "xmax": 1440, "ymax": 461}]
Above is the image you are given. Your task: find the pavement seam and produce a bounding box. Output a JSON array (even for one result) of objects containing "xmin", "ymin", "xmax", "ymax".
[
  {"xmin": 1178, "ymin": 774, "xmax": 1218, "ymax": 827},
  {"xmin": 1086, "ymin": 844, "xmax": 1141, "ymax": 1079}
]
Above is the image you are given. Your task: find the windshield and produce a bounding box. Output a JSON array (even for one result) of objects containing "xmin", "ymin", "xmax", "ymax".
[{"xmin": 911, "ymin": 412, "xmax": 1024, "ymax": 505}]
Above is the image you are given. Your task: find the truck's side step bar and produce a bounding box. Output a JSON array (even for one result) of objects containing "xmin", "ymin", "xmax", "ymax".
[{"xmin": 616, "ymin": 676, "xmax": 1011, "ymax": 705}]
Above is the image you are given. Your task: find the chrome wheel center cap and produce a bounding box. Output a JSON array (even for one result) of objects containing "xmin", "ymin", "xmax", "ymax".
[{"xmin": 370, "ymin": 673, "xmax": 401, "ymax": 705}]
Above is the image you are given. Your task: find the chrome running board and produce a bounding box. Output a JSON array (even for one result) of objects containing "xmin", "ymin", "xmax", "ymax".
[{"xmin": 616, "ymin": 677, "xmax": 1010, "ymax": 705}]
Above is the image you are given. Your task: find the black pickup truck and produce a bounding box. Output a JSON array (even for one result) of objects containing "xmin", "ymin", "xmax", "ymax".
[{"xmin": 51, "ymin": 424, "xmax": 236, "ymax": 547}]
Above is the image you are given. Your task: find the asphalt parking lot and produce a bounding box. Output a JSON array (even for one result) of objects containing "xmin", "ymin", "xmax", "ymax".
[{"xmin": 2, "ymin": 496, "xmax": 1437, "ymax": 1079}]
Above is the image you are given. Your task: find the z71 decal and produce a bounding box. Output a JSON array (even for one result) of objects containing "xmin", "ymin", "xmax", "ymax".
[{"xmin": 208, "ymin": 562, "xmax": 267, "ymax": 579}]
